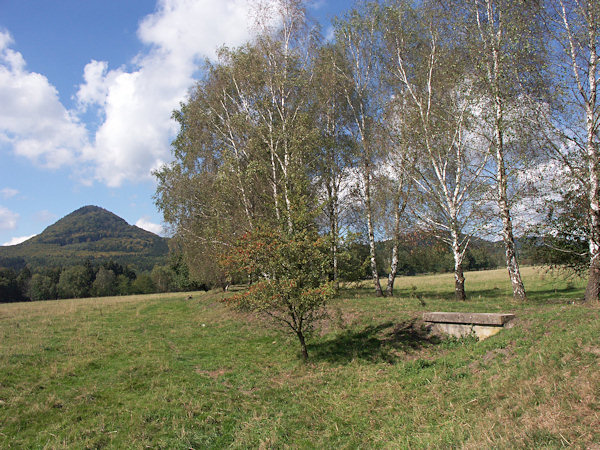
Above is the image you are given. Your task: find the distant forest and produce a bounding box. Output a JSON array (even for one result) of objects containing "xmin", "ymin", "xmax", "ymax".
[
  {"xmin": 0, "ymin": 225, "xmax": 549, "ymax": 303},
  {"xmin": 0, "ymin": 256, "xmax": 205, "ymax": 303}
]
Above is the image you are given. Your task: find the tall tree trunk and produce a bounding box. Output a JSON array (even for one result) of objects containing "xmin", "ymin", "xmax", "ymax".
[
  {"xmin": 496, "ymin": 151, "xmax": 527, "ymax": 301},
  {"xmin": 454, "ymin": 259, "xmax": 466, "ymax": 301},
  {"xmin": 488, "ymin": 3, "xmax": 527, "ymax": 301},
  {"xmin": 585, "ymin": 107, "xmax": 600, "ymax": 303},
  {"xmin": 386, "ymin": 185, "xmax": 405, "ymax": 296},
  {"xmin": 282, "ymin": 142, "xmax": 294, "ymax": 234},
  {"xmin": 270, "ymin": 148, "xmax": 281, "ymax": 224},
  {"xmin": 556, "ymin": 0, "xmax": 600, "ymax": 302},
  {"xmin": 327, "ymin": 181, "xmax": 340, "ymax": 292},
  {"xmin": 585, "ymin": 247, "xmax": 600, "ymax": 302},
  {"xmin": 364, "ymin": 163, "xmax": 384, "ymax": 297},
  {"xmin": 584, "ymin": 7, "xmax": 600, "ymax": 302},
  {"xmin": 332, "ymin": 194, "xmax": 340, "ymax": 292},
  {"xmin": 386, "ymin": 240, "xmax": 399, "ymax": 297},
  {"xmin": 451, "ymin": 227, "xmax": 466, "ymax": 301}
]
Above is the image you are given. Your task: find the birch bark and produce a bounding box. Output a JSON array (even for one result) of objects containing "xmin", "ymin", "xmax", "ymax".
[
  {"xmin": 336, "ymin": 9, "xmax": 385, "ymax": 296},
  {"xmin": 473, "ymin": 0, "xmax": 527, "ymax": 300},
  {"xmin": 386, "ymin": 176, "xmax": 408, "ymax": 296},
  {"xmin": 384, "ymin": 5, "xmax": 488, "ymax": 300},
  {"xmin": 557, "ymin": 0, "xmax": 600, "ymax": 302},
  {"xmin": 451, "ymin": 225, "xmax": 466, "ymax": 300},
  {"xmin": 583, "ymin": 5, "xmax": 600, "ymax": 303}
]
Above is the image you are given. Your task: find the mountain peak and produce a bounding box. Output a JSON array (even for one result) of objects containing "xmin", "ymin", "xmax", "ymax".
[
  {"xmin": 0, "ymin": 206, "xmax": 168, "ymax": 271},
  {"xmin": 36, "ymin": 205, "xmax": 138, "ymax": 244},
  {"xmin": 71, "ymin": 205, "xmax": 115, "ymax": 215}
]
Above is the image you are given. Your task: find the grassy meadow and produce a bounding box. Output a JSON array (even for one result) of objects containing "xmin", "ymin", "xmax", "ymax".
[{"xmin": 1, "ymin": 267, "xmax": 599, "ymax": 448}]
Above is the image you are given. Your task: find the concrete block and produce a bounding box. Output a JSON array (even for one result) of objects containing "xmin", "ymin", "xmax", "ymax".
[{"xmin": 424, "ymin": 312, "xmax": 516, "ymax": 341}]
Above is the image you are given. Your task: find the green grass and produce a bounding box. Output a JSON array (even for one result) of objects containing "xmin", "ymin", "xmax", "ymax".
[{"xmin": 1, "ymin": 267, "xmax": 599, "ymax": 448}]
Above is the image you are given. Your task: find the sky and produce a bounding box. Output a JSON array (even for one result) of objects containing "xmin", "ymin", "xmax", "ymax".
[{"xmin": 0, "ymin": 0, "xmax": 348, "ymax": 246}]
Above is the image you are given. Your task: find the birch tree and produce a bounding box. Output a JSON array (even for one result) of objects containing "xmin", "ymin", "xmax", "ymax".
[
  {"xmin": 313, "ymin": 44, "xmax": 357, "ymax": 290},
  {"xmin": 383, "ymin": 1, "xmax": 489, "ymax": 300},
  {"xmin": 154, "ymin": 50, "xmax": 266, "ymax": 287},
  {"xmin": 157, "ymin": 1, "xmax": 334, "ymax": 359},
  {"xmin": 379, "ymin": 100, "xmax": 413, "ymax": 296},
  {"xmin": 335, "ymin": 4, "xmax": 387, "ymax": 297},
  {"xmin": 544, "ymin": 0, "xmax": 600, "ymax": 302},
  {"xmin": 251, "ymin": 0, "xmax": 320, "ymax": 233},
  {"xmin": 155, "ymin": 0, "xmax": 320, "ymax": 284},
  {"xmin": 458, "ymin": 0, "xmax": 548, "ymax": 301}
]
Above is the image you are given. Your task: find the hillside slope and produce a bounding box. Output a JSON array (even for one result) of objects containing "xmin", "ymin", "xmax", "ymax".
[
  {"xmin": 0, "ymin": 206, "xmax": 169, "ymax": 270},
  {"xmin": 0, "ymin": 269, "xmax": 596, "ymax": 448}
]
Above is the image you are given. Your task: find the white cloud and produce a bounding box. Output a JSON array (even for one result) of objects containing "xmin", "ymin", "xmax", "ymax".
[
  {"xmin": 76, "ymin": 0, "xmax": 257, "ymax": 187},
  {"xmin": 1, "ymin": 188, "xmax": 18, "ymax": 199},
  {"xmin": 135, "ymin": 217, "xmax": 165, "ymax": 235},
  {"xmin": 2, "ymin": 234, "xmax": 35, "ymax": 246},
  {"xmin": 0, "ymin": 30, "xmax": 89, "ymax": 169},
  {"xmin": 76, "ymin": 60, "xmax": 124, "ymax": 109},
  {"xmin": 1, "ymin": 2, "xmax": 278, "ymax": 187},
  {"xmin": 0, "ymin": 205, "xmax": 18, "ymax": 230},
  {"xmin": 324, "ymin": 26, "xmax": 335, "ymax": 42}
]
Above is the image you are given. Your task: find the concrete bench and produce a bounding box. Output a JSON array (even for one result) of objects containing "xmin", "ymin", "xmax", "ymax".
[{"xmin": 423, "ymin": 312, "xmax": 516, "ymax": 340}]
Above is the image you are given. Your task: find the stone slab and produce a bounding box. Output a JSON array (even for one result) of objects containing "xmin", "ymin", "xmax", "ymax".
[
  {"xmin": 423, "ymin": 312, "xmax": 515, "ymax": 326},
  {"xmin": 428, "ymin": 323, "xmax": 504, "ymax": 340}
]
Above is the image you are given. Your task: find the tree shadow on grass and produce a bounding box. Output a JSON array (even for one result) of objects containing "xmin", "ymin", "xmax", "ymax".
[
  {"xmin": 394, "ymin": 286, "xmax": 582, "ymax": 303},
  {"xmin": 395, "ymin": 287, "xmax": 509, "ymax": 301},
  {"xmin": 308, "ymin": 318, "xmax": 442, "ymax": 364}
]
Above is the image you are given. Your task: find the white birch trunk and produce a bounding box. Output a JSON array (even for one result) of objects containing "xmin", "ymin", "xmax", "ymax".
[
  {"xmin": 364, "ymin": 162, "xmax": 384, "ymax": 297},
  {"xmin": 475, "ymin": 0, "xmax": 527, "ymax": 300},
  {"xmin": 386, "ymin": 203, "xmax": 401, "ymax": 297},
  {"xmin": 495, "ymin": 115, "xmax": 526, "ymax": 301},
  {"xmin": 386, "ymin": 180, "xmax": 407, "ymax": 296},
  {"xmin": 270, "ymin": 148, "xmax": 281, "ymax": 223},
  {"xmin": 451, "ymin": 224, "xmax": 466, "ymax": 301},
  {"xmin": 559, "ymin": 0, "xmax": 600, "ymax": 302},
  {"xmin": 585, "ymin": 102, "xmax": 600, "ymax": 302},
  {"xmin": 584, "ymin": 4, "xmax": 600, "ymax": 303}
]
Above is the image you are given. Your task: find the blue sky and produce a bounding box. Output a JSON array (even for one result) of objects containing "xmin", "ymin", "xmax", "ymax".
[{"xmin": 0, "ymin": 0, "xmax": 347, "ymax": 246}]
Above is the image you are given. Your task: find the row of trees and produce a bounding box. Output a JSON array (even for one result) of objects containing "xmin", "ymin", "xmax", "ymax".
[
  {"xmin": 0, "ymin": 257, "xmax": 202, "ymax": 303},
  {"xmin": 156, "ymin": 0, "xmax": 599, "ymax": 302},
  {"xmin": 0, "ymin": 231, "xmax": 504, "ymax": 303},
  {"xmin": 155, "ymin": 0, "xmax": 599, "ymax": 357}
]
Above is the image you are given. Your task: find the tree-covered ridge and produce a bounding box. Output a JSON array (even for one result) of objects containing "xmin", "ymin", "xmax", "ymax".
[
  {"xmin": 34, "ymin": 205, "xmax": 162, "ymax": 248},
  {"xmin": 0, "ymin": 205, "xmax": 169, "ymax": 271}
]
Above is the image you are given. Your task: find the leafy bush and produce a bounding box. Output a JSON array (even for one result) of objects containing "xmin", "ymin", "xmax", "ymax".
[{"xmin": 222, "ymin": 228, "xmax": 333, "ymax": 360}]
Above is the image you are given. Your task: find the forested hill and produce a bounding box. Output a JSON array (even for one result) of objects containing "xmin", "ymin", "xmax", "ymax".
[{"xmin": 0, "ymin": 206, "xmax": 169, "ymax": 271}]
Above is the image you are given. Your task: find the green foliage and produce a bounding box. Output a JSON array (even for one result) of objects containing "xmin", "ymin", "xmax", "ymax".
[
  {"xmin": 91, "ymin": 267, "xmax": 117, "ymax": 297},
  {"xmin": 151, "ymin": 265, "xmax": 174, "ymax": 293},
  {"xmin": 0, "ymin": 254, "xmax": 202, "ymax": 302},
  {"xmin": 28, "ymin": 274, "xmax": 57, "ymax": 301},
  {"xmin": 57, "ymin": 265, "xmax": 93, "ymax": 299},
  {"xmin": 223, "ymin": 228, "xmax": 333, "ymax": 360},
  {"xmin": 130, "ymin": 274, "xmax": 155, "ymax": 295},
  {"xmin": 116, "ymin": 274, "xmax": 133, "ymax": 296},
  {"xmin": 0, "ymin": 256, "xmax": 26, "ymax": 272},
  {"xmin": 335, "ymin": 232, "xmax": 502, "ymax": 282},
  {"xmin": 16, "ymin": 267, "xmax": 31, "ymax": 295},
  {"xmin": 0, "ymin": 268, "xmax": 21, "ymax": 302},
  {"xmin": 527, "ymin": 188, "xmax": 589, "ymax": 275},
  {"xmin": 337, "ymin": 233, "xmax": 371, "ymax": 282},
  {"xmin": 167, "ymin": 254, "xmax": 204, "ymax": 291}
]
